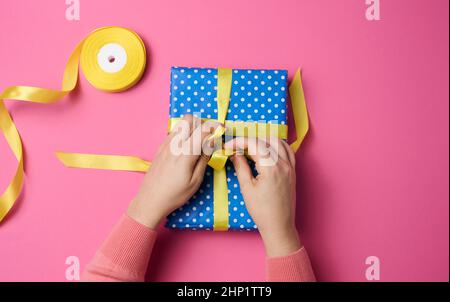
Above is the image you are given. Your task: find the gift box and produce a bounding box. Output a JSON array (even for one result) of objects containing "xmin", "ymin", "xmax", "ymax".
[{"xmin": 166, "ymin": 67, "xmax": 289, "ymax": 231}]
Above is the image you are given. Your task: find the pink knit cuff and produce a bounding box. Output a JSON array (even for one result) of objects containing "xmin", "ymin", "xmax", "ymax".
[
  {"xmin": 266, "ymin": 247, "xmax": 316, "ymax": 282},
  {"xmin": 84, "ymin": 214, "xmax": 157, "ymax": 281}
]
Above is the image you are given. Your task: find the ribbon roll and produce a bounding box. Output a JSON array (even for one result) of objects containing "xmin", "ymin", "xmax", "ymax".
[{"xmin": 0, "ymin": 26, "xmax": 147, "ymax": 222}]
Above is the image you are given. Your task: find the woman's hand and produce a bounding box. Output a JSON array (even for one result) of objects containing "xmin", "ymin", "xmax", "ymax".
[
  {"xmin": 225, "ymin": 137, "xmax": 301, "ymax": 257},
  {"xmin": 127, "ymin": 115, "xmax": 218, "ymax": 229}
]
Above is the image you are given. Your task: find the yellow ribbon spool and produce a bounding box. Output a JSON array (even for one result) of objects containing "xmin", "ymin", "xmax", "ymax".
[{"xmin": 0, "ymin": 26, "xmax": 146, "ymax": 222}]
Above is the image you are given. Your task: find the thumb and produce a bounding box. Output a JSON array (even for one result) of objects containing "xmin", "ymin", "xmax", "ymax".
[
  {"xmin": 230, "ymin": 155, "xmax": 255, "ymax": 189},
  {"xmin": 191, "ymin": 154, "xmax": 209, "ymax": 185}
]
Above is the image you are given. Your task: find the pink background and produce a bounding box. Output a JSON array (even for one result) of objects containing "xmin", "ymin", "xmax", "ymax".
[{"xmin": 0, "ymin": 0, "xmax": 448, "ymax": 281}]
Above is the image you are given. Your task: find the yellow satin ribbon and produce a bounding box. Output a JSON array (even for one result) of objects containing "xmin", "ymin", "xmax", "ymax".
[
  {"xmin": 0, "ymin": 26, "xmax": 146, "ymax": 222},
  {"xmin": 209, "ymin": 68, "xmax": 233, "ymax": 230}
]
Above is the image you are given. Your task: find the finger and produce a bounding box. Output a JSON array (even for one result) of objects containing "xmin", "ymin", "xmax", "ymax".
[
  {"xmin": 168, "ymin": 114, "xmax": 195, "ymax": 142},
  {"xmin": 266, "ymin": 137, "xmax": 290, "ymax": 164},
  {"xmin": 280, "ymin": 139, "xmax": 296, "ymax": 168},
  {"xmin": 191, "ymin": 153, "xmax": 210, "ymax": 186},
  {"xmin": 201, "ymin": 120, "xmax": 221, "ymax": 157},
  {"xmin": 185, "ymin": 121, "xmax": 219, "ymax": 160},
  {"xmin": 224, "ymin": 137, "xmax": 276, "ymax": 170},
  {"xmin": 230, "ymin": 154, "xmax": 255, "ymax": 187}
]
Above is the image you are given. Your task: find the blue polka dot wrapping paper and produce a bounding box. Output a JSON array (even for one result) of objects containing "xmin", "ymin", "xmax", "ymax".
[{"xmin": 166, "ymin": 67, "xmax": 288, "ymax": 231}]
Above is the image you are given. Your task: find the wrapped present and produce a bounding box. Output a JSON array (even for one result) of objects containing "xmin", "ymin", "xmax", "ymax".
[{"xmin": 166, "ymin": 67, "xmax": 308, "ymax": 231}]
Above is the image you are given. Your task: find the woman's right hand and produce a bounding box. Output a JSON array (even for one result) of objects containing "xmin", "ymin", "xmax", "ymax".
[{"xmin": 225, "ymin": 137, "xmax": 301, "ymax": 257}]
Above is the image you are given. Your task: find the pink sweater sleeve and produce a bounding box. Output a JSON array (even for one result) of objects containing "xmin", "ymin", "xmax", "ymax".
[
  {"xmin": 82, "ymin": 214, "xmax": 157, "ymax": 282},
  {"xmin": 266, "ymin": 247, "xmax": 316, "ymax": 282},
  {"xmin": 82, "ymin": 214, "xmax": 315, "ymax": 282}
]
